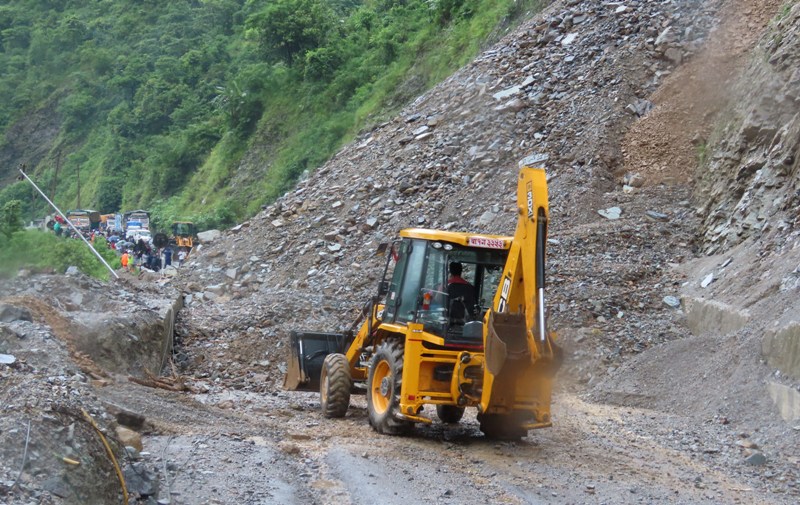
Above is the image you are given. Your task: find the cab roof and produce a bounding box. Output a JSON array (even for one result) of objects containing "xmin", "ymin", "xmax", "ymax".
[{"xmin": 399, "ymin": 228, "xmax": 512, "ymax": 250}]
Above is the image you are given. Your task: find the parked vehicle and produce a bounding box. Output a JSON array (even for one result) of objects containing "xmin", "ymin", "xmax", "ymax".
[
  {"xmin": 65, "ymin": 209, "xmax": 101, "ymax": 230},
  {"xmin": 127, "ymin": 229, "xmax": 152, "ymax": 244},
  {"xmin": 123, "ymin": 210, "xmax": 150, "ymax": 231}
]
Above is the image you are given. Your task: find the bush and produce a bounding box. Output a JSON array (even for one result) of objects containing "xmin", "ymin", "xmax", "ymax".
[
  {"xmin": 0, "ymin": 199, "xmax": 23, "ymax": 239},
  {"xmin": 246, "ymin": 0, "xmax": 337, "ymax": 65}
]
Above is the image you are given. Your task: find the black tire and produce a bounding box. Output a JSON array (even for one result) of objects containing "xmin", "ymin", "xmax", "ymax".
[
  {"xmin": 320, "ymin": 353, "xmax": 352, "ymax": 418},
  {"xmin": 366, "ymin": 339, "xmax": 412, "ymax": 435},
  {"xmin": 436, "ymin": 405, "xmax": 465, "ymax": 424},
  {"xmin": 478, "ymin": 413, "xmax": 527, "ymax": 440}
]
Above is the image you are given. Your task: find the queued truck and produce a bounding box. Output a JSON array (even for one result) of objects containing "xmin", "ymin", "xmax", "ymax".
[
  {"xmin": 65, "ymin": 209, "xmax": 101, "ymax": 231},
  {"xmin": 124, "ymin": 210, "xmax": 150, "ymax": 231},
  {"xmin": 100, "ymin": 213, "xmax": 124, "ymax": 233}
]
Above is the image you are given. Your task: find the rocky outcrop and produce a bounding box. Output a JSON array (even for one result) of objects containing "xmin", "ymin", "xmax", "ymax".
[
  {"xmin": 0, "ymin": 273, "xmax": 183, "ymax": 503},
  {"xmin": 0, "ymin": 273, "xmax": 182, "ymax": 377},
  {"xmin": 0, "ymin": 96, "xmax": 62, "ymax": 188},
  {"xmin": 696, "ymin": 3, "xmax": 800, "ymax": 255}
]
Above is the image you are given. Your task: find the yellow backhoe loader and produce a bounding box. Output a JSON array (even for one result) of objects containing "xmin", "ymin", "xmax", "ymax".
[
  {"xmin": 171, "ymin": 221, "xmax": 197, "ymax": 249},
  {"xmin": 285, "ymin": 156, "xmax": 561, "ymax": 439}
]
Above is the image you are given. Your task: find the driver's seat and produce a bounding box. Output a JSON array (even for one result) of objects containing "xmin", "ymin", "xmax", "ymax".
[
  {"xmin": 444, "ymin": 283, "xmax": 482, "ymax": 349},
  {"xmin": 447, "ymin": 282, "xmax": 476, "ymax": 324}
]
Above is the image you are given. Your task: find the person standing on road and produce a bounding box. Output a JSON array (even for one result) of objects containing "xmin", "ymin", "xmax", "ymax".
[
  {"xmin": 121, "ymin": 251, "xmax": 129, "ymax": 271},
  {"xmin": 177, "ymin": 248, "xmax": 187, "ymax": 267},
  {"xmin": 164, "ymin": 247, "xmax": 173, "ymax": 267}
]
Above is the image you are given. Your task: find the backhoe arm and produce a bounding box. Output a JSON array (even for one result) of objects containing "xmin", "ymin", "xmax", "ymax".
[{"xmin": 479, "ymin": 162, "xmax": 557, "ymax": 425}]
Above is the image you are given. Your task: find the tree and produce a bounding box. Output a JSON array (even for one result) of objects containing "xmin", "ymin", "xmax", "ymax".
[
  {"xmin": 246, "ymin": 0, "xmax": 336, "ymax": 65},
  {"xmin": 304, "ymin": 46, "xmax": 342, "ymax": 81},
  {"xmin": 96, "ymin": 176, "xmax": 123, "ymax": 214},
  {"xmin": 0, "ymin": 200, "xmax": 23, "ymax": 239},
  {"xmin": 212, "ymin": 79, "xmax": 263, "ymax": 132}
]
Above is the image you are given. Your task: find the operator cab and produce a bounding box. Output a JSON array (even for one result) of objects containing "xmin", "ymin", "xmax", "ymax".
[{"xmin": 380, "ymin": 229, "xmax": 511, "ymax": 349}]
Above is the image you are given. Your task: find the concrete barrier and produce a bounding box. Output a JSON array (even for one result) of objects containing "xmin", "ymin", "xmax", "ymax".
[
  {"xmin": 681, "ymin": 296, "xmax": 750, "ymax": 336},
  {"xmin": 157, "ymin": 294, "xmax": 184, "ymax": 374},
  {"xmin": 767, "ymin": 382, "xmax": 800, "ymax": 422},
  {"xmin": 762, "ymin": 322, "xmax": 800, "ymax": 380}
]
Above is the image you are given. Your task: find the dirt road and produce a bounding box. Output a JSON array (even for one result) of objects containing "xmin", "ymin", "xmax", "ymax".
[{"xmin": 98, "ymin": 381, "xmax": 790, "ymax": 505}]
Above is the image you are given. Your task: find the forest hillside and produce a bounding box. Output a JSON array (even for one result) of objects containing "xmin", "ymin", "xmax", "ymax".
[{"xmin": 0, "ymin": 0, "xmax": 545, "ymax": 230}]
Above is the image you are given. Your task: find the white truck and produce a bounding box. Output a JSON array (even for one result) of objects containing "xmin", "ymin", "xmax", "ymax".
[{"xmin": 127, "ymin": 228, "xmax": 152, "ymax": 244}]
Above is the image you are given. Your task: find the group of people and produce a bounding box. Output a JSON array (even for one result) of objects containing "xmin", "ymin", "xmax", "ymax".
[
  {"xmin": 119, "ymin": 238, "xmax": 187, "ymax": 272},
  {"xmin": 46, "ymin": 217, "xmax": 188, "ymax": 273},
  {"xmin": 49, "ymin": 215, "xmax": 80, "ymax": 239}
]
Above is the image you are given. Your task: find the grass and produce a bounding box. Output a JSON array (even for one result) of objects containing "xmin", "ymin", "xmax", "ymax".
[
  {"xmin": 0, "ymin": 230, "xmax": 121, "ymax": 280},
  {"xmin": 695, "ymin": 142, "xmax": 708, "ymax": 167},
  {"xmin": 3, "ymin": 0, "xmax": 549, "ymax": 233}
]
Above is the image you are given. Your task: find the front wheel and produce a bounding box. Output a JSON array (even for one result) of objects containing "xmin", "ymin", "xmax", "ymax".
[
  {"xmin": 367, "ymin": 339, "xmax": 411, "ymax": 435},
  {"xmin": 320, "ymin": 353, "xmax": 351, "ymax": 418}
]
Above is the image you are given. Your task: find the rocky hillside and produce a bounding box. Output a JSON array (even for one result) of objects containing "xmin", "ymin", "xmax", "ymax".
[
  {"xmin": 173, "ymin": 0, "xmax": 799, "ymax": 468},
  {"xmin": 175, "ymin": 0, "xmax": 718, "ymax": 381},
  {"xmin": 696, "ymin": 4, "xmax": 799, "ymax": 255},
  {"xmin": 598, "ymin": 0, "xmax": 800, "ymax": 433},
  {"xmin": 167, "ymin": 0, "xmax": 800, "ymax": 490},
  {"xmin": 2, "ymin": 0, "xmax": 799, "ymax": 503}
]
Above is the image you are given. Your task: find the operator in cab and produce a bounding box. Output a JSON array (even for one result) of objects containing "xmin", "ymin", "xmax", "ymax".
[{"xmin": 446, "ymin": 262, "xmax": 477, "ymax": 322}]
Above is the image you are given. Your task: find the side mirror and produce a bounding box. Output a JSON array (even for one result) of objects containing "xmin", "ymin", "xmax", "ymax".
[{"xmin": 378, "ymin": 280, "xmax": 389, "ymax": 296}]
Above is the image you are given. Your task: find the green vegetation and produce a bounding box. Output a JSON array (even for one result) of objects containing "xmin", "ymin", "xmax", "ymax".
[
  {"xmin": 778, "ymin": 1, "xmax": 797, "ymax": 21},
  {"xmin": 0, "ymin": 230, "xmax": 121, "ymax": 280},
  {"xmin": 1, "ymin": 196, "xmax": 120, "ymax": 279},
  {"xmin": 695, "ymin": 141, "xmax": 708, "ymax": 167},
  {"xmin": 0, "ymin": 199, "xmax": 23, "ymax": 239},
  {"xmin": 1, "ymin": 0, "xmax": 544, "ymax": 232}
]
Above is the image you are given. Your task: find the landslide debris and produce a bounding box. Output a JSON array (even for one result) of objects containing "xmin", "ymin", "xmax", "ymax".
[
  {"xmin": 588, "ymin": 0, "xmax": 800, "ymax": 496},
  {"xmin": 171, "ymin": 0, "xmax": 798, "ymax": 499},
  {"xmin": 174, "ymin": 0, "xmax": 719, "ymax": 389},
  {"xmin": 0, "ymin": 273, "xmax": 181, "ymax": 504}
]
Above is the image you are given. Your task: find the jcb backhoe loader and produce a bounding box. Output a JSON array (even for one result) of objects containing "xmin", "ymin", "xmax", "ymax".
[
  {"xmin": 284, "ymin": 157, "xmax": 560, "ymax": 439},
  {"xmin": 171, "ymin": 221, "xmax": 197, "ymax": 249}
]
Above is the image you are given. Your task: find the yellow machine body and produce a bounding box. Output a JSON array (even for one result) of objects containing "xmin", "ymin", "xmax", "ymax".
[
  {"xmin": 285, "ymin": 162, "xmax": 559, "ymax": 438},
  {"xmin": 171, "ymin": 221, "xmax": 196, "ymax": 249}
]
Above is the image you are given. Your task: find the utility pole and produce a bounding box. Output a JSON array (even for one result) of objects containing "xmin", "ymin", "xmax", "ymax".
[
  {"xmin": 76, "ymin": 160, "xmax": 80, "ymax": 209},
  {"xmin": 50, "ymin": 149, "xmax": 61, "ymax": 201}
]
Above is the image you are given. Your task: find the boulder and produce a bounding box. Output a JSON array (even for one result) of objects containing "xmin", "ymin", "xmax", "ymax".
[
  {"xmin": 115, "ymin": 426, "xmax": 143, "ymax": 452},
  {"xmin": 197, "ymin": 229, "xmax": 222, "ymax": 243},
  {"xmin": 0, "ymin": 303, "xmax": 33, "ymax": 323}
]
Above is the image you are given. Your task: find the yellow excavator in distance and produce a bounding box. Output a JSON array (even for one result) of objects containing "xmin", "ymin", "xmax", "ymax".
[
  {"xmin": 171, "ymin": 221, "xmax": 197, "ymax": 250},
  {"xmin": 284, "ymin": 156, "xmax": 561, "ymax": 439}
]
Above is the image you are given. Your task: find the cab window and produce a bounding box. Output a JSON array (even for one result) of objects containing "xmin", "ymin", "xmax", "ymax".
[{"xmin": 383, "ymin": 239, "xmax": 427, "ymax": 323}]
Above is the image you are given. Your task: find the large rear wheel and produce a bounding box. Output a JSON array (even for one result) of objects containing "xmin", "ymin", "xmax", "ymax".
[
  {"xmin": 320, "ymin": 353, "xmax": 351, "ymax": 418},
  {"xmin": 367, "ymin": 339, "xmax": 411, "ymax": 435}
]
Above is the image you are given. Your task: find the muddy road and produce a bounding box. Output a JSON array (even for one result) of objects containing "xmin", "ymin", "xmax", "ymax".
[{"xmin": 98, "ymin": 381, "xmax": 786, "ymax": 505}]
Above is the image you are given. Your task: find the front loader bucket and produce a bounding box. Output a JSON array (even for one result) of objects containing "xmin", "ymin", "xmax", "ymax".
[
  {"xmin": 485, "ymin": 311, "xmax": 530, "ymax": 376},
  {"xmin": 283, "ymin": 331, "xmax": 347, "ymax": 392}
]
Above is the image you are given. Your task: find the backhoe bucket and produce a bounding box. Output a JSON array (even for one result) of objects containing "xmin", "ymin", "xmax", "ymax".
[
  {"xmin": 485, "ymin": 311, "xmax": 531, "ymax": 376},
  {"xmin": 283, "ymin": 331, "xmax": 347, "ymax": 391}
]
